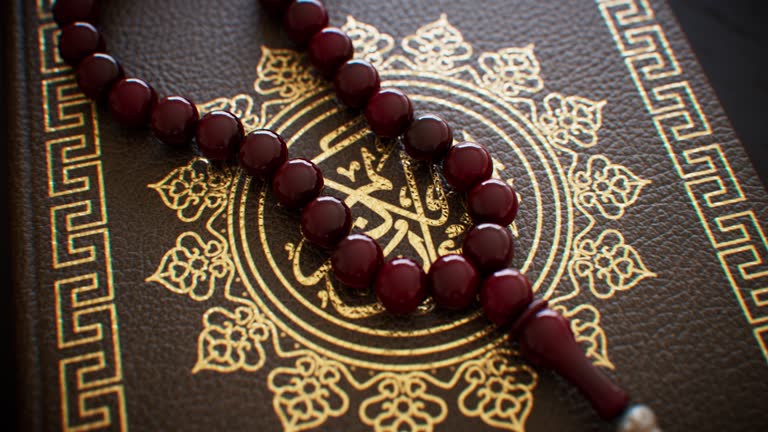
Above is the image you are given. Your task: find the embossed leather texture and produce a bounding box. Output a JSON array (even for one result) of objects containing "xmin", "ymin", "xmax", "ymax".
[{"xmin": 8, "ymin": 0, "xmax": 768, "ymax": 431}]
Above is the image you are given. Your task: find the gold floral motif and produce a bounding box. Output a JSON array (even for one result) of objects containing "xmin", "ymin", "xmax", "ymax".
[
  {"xmin": 341, "ymin": 16, "xmax": 395, "ymax": 67},
  {"xmin": 552, "ymin": 303, "xmax": 613, "ymax": 369},
  {"xmin": 148, "ymin": 158, "xmax": 232, "ymax": 222},
  {"xmin": 359, "ymin": 374, "xmax": 447, "ymax": 432},
  {"xmin": 198, "ymin": 94, "xmax": 262, "ymax": 131},
  {"xmin": 479, "ymin": 44, "xmax": 544, "ymax": 97},
  {"xmin": 538, "ymin": 93, "xmax": 606, "ymax": 148},
  {"xmin": 402, "ymin": 14, "xmax": 472, "ymax": 73},
  {"xmin": 193, "ymin": 304, "xmax": 273, "ymax": 373},
  {"xmin": 571, "ymin": 229, "xmax": 656, "ymax": 299},
  {"xmin": 572, "ymin": 155, "xmax": 651, "ymax": 220},
  {"xmin": 255, "ymin": 46, "xmax": 322, "ymax": 101},
  {"xmin": 458, "ymin": 351, "xmax": 537, "ymax": 432},
  {"xmin": 146, "ymin": 232, "xmax": 234, "ymax": 301},
  {"xmin": 268, "ymin": 354, "xmax": 349, "ymax": 431}
]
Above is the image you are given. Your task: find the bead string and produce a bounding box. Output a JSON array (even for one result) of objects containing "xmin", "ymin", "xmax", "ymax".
[{"xmin": 52, "ymin": 0, "xmax": 660, "ymax": 428}]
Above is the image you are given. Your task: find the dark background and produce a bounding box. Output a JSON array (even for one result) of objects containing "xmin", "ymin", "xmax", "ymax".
[{"xmin": 0, "ymin": 0, "xmax": 766, "ymax": 429}]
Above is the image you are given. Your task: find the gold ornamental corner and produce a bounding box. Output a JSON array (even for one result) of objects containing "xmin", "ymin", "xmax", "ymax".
[{"xmin": 145, "ymin": 13, "xmax": 654, "ymax": 432}]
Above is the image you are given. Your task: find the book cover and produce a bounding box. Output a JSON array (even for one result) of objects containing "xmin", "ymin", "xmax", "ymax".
[{"xmin": 8, "ymin": 0, "xmax": 768, "ymax": 430}]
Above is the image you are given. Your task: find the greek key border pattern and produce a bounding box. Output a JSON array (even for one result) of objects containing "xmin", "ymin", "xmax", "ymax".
[
  {"xmin": 598, "ymin": 0, "xmax": 768, "ymax": 362},
  {"xmin": 37, "ymin": 0, "xmax": 128, "ymax": 430}
]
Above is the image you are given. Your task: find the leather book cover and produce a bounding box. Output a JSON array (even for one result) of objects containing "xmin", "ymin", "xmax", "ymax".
[{"xmin": 8, "ymin": 0, "xmax": 768, "ymax": 430}]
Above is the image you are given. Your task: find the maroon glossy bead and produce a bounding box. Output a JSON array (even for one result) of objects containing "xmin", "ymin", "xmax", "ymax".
[
  {"xmin": 195, "ymin": 111, "xmax": 244, "ymax": 161},
  {"xmin": 462, "ymin": 223, "xmax": 514, "ymax": 274},
  {"xmin": 52, "ymin": 0, "xmax": 100, "ymax": 27},
  {"xmin": 375, "ymin": 258, "xmax": 428, "ymax": 315},
  {"xmin": 75, "ymin": 53, "xmax": 124, "ymax": 101},
  {"xmin": 333, "ymin": 60, "xmax": 381, "ymax": 108},
  {"xmin": 480, "ymin": 269, "xmax": 533, "ymax": 326},
  {"xmin": 272, "ymin": 158, "xmax": 324, "ymax": 209},
  {"xmin": 151, "ymin": 96, "xmax": 199, "ymax": 147},
  {"xmin": 468, "ymin": 179, "xmax": 519, "ymax": 226},
  {"xmin": 331, "ymin": 234, "xmax": 383, "ymax": 289},
  {"xmin": 58, "ymin": 22, "xmax": 105, "ymax": 66},
  {"xmin": 443, "ymin": 142, "xmax": 493, "ymax": 192},
  {"xmin": 108, "ymin": 78, "xmax": 157, "ymax": 128},
  {"xmin": 516, "ymin": 307, "xmax": 630, "ymax": 420},
  {"xmin": 259, "ymin": 0, "xmax": 293, "ymax": 16},
  {"xmin": 428, "ymin": 254, "xmax": 479, "ymax": 310},
  {"xmin": 239, "ymin": 129, "xmax": 288, "ymax": 180},
  {"xmin": 283, "ymin": 0, "xmax": 329, "ymax": 46},
  {"xmin": 403, "ymin": 114, "xmax": 453, "ymax": 161},
  {"xmin": 308, "ymin": 27, "xmax": 354, "ymax": 78},
  {"xmin": 364, "ymin": 88, "xmax": 414, "ymax": 138},
  {"xmin": 301, "ymin": 197, "xmax": 352, "ymax": 249}
]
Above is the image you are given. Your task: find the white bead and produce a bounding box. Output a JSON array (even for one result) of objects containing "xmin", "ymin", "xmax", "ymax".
[{"xmin": 617, "ymin": 404, "xmax": 661, "ymax": 432}]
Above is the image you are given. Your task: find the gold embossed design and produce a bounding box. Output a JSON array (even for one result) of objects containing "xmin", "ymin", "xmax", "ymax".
[
  {"xmin": 479, "ymin": 44, "xmax": 544, "ymax": 98},
  {"xmin": 342, "ymin": 16, "xmax": 395, "ymax": 67},
  {"xmin": 538, "ymin": 93, "xmax": 606, "ymax": 149},
  {"xmin": 573, "ymin": 155, "xmax": 650, "ymax": 220},
  {"xmin": 458, "ymin": 351, "xmax": 536, "ymax": 431},
  {"xmin": 147, "ymin": 13, "xmax": 656, "ymax": 431},
  {"xmin": 38, "ymin": 1, "xmax": 128, "ymax": 430},
  {"xmin": 401, "ymin": 14, "xmax": 472, "ymax": 73},
  {"xmin": 268, "ymin": 354, "xmax": 350, "ymax": 431},
  {"xmin": 359, "ymin": 375, "xmax": 448, "ymax": 432},
  {"xmin": 193, "ymin": 304, "xmax": 274, "ymax": 373},
  {"xmin": 598, "ymin": 0, "xmax": 768, "ymax": 361}
]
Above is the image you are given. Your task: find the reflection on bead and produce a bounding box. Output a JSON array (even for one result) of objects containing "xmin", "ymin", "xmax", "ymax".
[
  {"xmin": 58, "ymin": 22, "xmax": 105, "ymax": 66},
  {"xmin": 76, "ymin": 53, "xmax": 124, "ymax": 101},
  {"xmin": 108, "ymin": 78, "xmax": 157, "ymax": 128},
  {"xmin": 468, "ymin": 179, "xmax": 519, "ymax": 226},
  {"xmin": 428, "ymin": 254, "xmax": 479, "ymax": 310},
  {"xmin": 403, "ymin": 114, "xmax": 453, "ymax": 161},
  {"xmin": 331, "ymin": 234, "xmax": 383, "ymax": 289},
  {"xmin": 375, "ymin": 258, "xmax": 427, "ymax": 315},
  {"xmin": 195, "ymin": 111, "xmax": 244, "ymax": 161},
  {"xmin": 300, "ymin": 197, "xmax": 352, "ymax": 249},
  {"xmin": 442, "ymin": 142, "xmax": 493, "ymax": 192},
  {"xmin": 334, "ymin": 60, "xmax": 381, "ymax": 108},
  {"xmin": 283, "ymin": 0, "xmax": 329, "ymax": 46},
  {"xmin": 364, "ymin": 88, "xmax": 414, "ymax": 138},
  {"xmin": 480, "ymin": 269, "xmax": 533, "ymax": 326},
  {"xmin": 272, "ymin": 158, "xmax": 324, "ymax": 209},
  {"xmin": 151, "ymin": 96, "xmax": 199, "ymax": 147},
  {"xmin": 309, "ymin": 27, "xmax": 354, "ymax": 78},
  {"xmin": 239, "ymin": 129, "xmax": 288, "ymax": 180},
  {"xmin": 462, "ymin": 223, "xmax": 515, "ymax": 274}
]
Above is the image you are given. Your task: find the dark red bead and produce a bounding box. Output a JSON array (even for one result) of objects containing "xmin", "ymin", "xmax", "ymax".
[
  {"xmin": 462, "ymin": 223, "xmax": 514, "ymax": 274},
  {"xmin": 259, "ymin": 0, "xmax": 293, "ymax": 16},
  {"xmin": 364, "ymin": 88, "xmax": 414, "ymax": 138},
  {"xmin": 443, "ymin": 142, "xmax": 493, "ymax": 192},
  {"xmin": 75, "ymin": 53, "xmax": 124, "ymax": 101},
  {"xmin": 375, "ymin": 258, "xmax": 427, "ymax": 315},
  {"xmin": 428, "ymin": 254, "xmax": 479, "ymax": 310},
  {"xmin": 308, "ymin": 27, "xmax": 354, "ymax": 78},
  {"xmin": 52, "ymin": 0, "xmax": 100, "ymax": 27},
  {"xmin": 333, "ymin": 60, "xmax": 380, "ymax": 108},
  {"xmin": 480, "ymin": 269, "xmax": 533, "ymax": 326},
  {"xmin": 301, "ymin": 197, "xmax": 352, "ymax": 249},
  {"xmin": 151, "ymin": 96, "xmax": 199, "ymax": 147},
  {"xmin": 283, "ymin": 0, "xmax": 329, "ymax": 46},
  {"xmin": 468, "ymin": 179, "xmax": 519, "ymax": 226},
  {"xmin": 195, "ymin": 111, "xmax": 244, "ymax": 161},
  {"xmin": 58, "ymin": 22, "xmax": 105, "ymax": 66},
  {"xmin": 107, "ymin": 78, "xmax": 157, "ymax": 128},
  {"xmin": 516, "ymin": 307, "xmax": 630, "ymax": 420},
  {"xmin": 272, "ymin": 158, "xmax": 324, "ymax": 209},
  {"xmin": 239, "ymin": 129, "xmax": 288, "ymax": 180},
  {"xmin": 403, "ymin": 114, "xmax": 453, "ymax": 161},
  {"xmin": 331, "ymin": 234, "xmax": 383, "ymax": 289}
]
